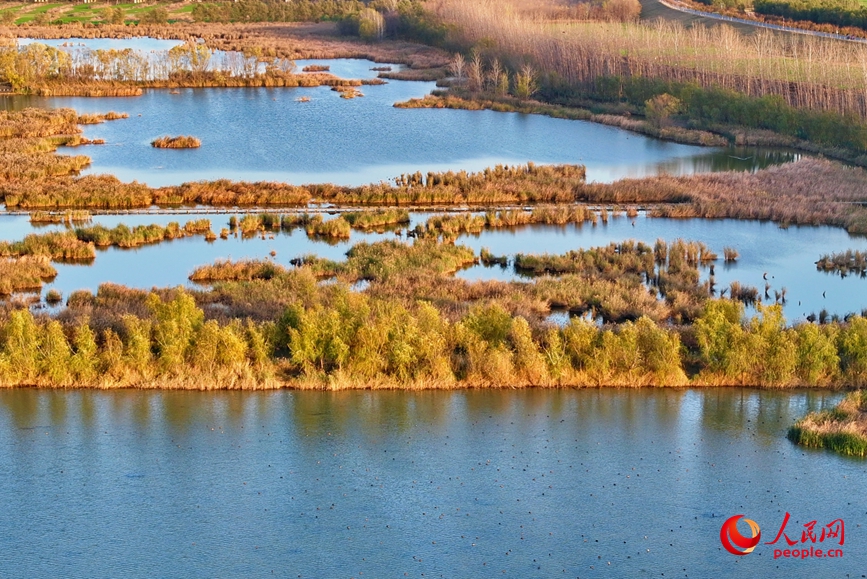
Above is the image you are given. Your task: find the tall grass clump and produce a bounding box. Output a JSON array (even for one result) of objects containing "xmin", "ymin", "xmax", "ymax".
[
  {"xmin": 0, "ymin": 256, "xmax": 57, "ymax": 295},
  {"xmin": 189, "ymin": 259, "xmax": 286, "ymax": 282},
  {"xmin": 306, "ymin": 216, "xmax": 351, "ymax": 239},
  {"xmin": 788, "ymin": 391, "xmax": 867, "ymax": 457},
  {"xmin": 0, "ymin": 231, "xmax": 96, "ymax": 261},
  {"xmin": 343, "ymin": 209, "xmax": 410, "ymax": 230},
  {"xmin": 29, "ymin": 210, "xmax": 92, "ymax": 224},
  {"xmin": 151, "ymin": 136, "xmax": 202, "ymax": 149}
]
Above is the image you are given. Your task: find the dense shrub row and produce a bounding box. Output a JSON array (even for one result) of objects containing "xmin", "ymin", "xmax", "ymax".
[{"xmin": 2, "ymin": 284, "xmax": 866, "ymax": 389}]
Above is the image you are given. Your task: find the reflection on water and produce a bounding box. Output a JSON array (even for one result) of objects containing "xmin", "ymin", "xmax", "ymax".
[
  {"xmin": 0, "ymin": 388, "xmax": 862, "ymax": 578},
  {"xmin": 587, "ymin": 147, "xmax": 799, "ymax": 181},
  {"xmin": 18, "ymin": 37, "xmax": 183, "ymax": 52},
  {"xmin": 1, "ymin": 57, "xmax": 799, "ymax": 187}
]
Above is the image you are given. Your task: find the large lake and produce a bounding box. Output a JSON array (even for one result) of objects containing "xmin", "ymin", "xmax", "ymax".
[
  {"xmin": 0, "ymin": 388, "xmax": 861, "ymax": 578},
  {"xmin": 1, "ymin": 54, "xmax": 798, "ymax": 186}
]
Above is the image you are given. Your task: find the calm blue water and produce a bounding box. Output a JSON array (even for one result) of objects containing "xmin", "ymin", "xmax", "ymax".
[
  {"xmin": 17, "ymin": 37, "xmax": 184, "ymax": 52},
  {"xmin": 1, "ymin": 56, "xmax": 797, "ymax": 186},
  {"xmin": 0, "ymin": 388, "xmax": 861, "ymax": 579}
]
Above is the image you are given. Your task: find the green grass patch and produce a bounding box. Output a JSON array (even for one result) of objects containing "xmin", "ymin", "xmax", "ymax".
[
  {"xmin": 788, "ymin": 424, "xmax": 867, "ymax": 457},
  {"xmin": 788, "ymin": 391, "xmax": 867, "ymax": 457}
]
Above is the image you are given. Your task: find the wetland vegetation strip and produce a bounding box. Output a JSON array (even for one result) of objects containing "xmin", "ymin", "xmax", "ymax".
[
  {"xmin": 3, "ymin": 106, "xmax": 865, "ymax": 234},
  {"xmin": 0, "ymin": 219, "xmax": 213, "ymax": 260},
  {"xmin": 0, "ymin": 38, "xmax": 376, "ymax": 96},
  {"xmin": 2, "ymin": 236, "xmax": 867, "ymax": 390},
  {"xmin": 396, "ymin": 94, "xmax": 728, "ymax": 147},
  {"xmin": 816, "ymin": 250, "xmax": 867, "ymax": 277}
]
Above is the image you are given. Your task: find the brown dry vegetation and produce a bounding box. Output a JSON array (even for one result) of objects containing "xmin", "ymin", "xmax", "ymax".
[
  {"xmin": 493, "ymin": 157, "xmax": 867, "ymax": 234},
  {"xmin": 434, "ymin": 0, "xmax": 867, "ymax": 118},
  {"xmin": 396, "ymin": 93, "xmax": 728, "ymax": 146},
  {"xmin": 0, "ymin": 230, "xmax": 96, "ymax": 261},
  {"xmin": 151, "ymin": 135, "xmax": 202, "ymax": 149},
  {"xmin": 816, "ymin": 250, "xmax": 867, "ymax": 277},
  {"xmin": 189, "ymin": 258, "xmax": 285, "ymax": 282},
  {"xmin": 0, "ymin": 256, "xmax": 56, "ymax": 295},
  {"xmin": 2, "ymin": 108, "xmax": 866, "ymax": 233},
  {"xmin": 2, "ymin": 20, "xmax": 450, "ymax": 74},
  {"xmin": 29, "ymin": 210, "xmax": 92, "ymax": 224}
]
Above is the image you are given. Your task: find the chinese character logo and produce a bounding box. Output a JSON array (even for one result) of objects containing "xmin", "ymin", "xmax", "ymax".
[
  {"xmin": 720, "ymin": 513, "xmax": 844, "ymax": 559},
  {"xmin": 720, "ymin": 514, "xmax": 762, "ymax": 556}
]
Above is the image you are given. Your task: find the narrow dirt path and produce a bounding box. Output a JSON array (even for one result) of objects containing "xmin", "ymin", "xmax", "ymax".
[{"xmin": 641, "ymin": 0, "xmax": 867, "ymax": 43}]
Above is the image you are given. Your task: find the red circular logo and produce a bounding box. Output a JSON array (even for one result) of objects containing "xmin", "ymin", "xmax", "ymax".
[{"xmin": 720, "ymin": 514, "xmax": 762, "ymax": 556}]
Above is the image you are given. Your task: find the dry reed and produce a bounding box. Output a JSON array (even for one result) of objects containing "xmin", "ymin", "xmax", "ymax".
[{"xmin": 151, "ymin": 135, "xmax": 202, "ymax": 149}]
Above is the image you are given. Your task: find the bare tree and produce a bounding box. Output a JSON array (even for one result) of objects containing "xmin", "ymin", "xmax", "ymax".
[
  {"xmin": 449, "ymin": 52, "xmax": 465, "ymax": 81},
  {"xmin": 487, "ymin": 57, "xmax": 502, "ymax": 92},
  {"xmin": 514, "ymin": 64, "xmax": 536, "ymax": 99},
  {"xmin": 467, "ymin": 52, "xmax": 484, "ymax": 92}
]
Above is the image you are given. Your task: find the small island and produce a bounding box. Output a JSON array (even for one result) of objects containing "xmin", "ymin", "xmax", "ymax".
[{"xmin": 151, "ymin": 135, "xmax": 201, "ymax": 149}]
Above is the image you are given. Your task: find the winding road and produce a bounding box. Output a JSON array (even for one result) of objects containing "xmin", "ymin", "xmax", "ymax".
[{"xmin": 641, "ymin": 0, "xmax": 867, "ymax": 43}]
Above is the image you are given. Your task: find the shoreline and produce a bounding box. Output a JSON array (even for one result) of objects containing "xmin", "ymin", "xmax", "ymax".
[
  {"xmin": 0, "ymin": 22, "xmax": 450, "ymax": 76},
  {"xmin": 0, "ymin": 380, "xmax": 855, "ymax": 391},
  {"xmin": 396, "ymin": 92, "xmax": 867, "ymax": 170}
]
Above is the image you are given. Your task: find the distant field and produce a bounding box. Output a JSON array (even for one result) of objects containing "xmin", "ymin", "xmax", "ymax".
[
  {"xmin": 0, "ymin": 1, "xmax": 196, "ymax": 25},
  {"xmin": 643, "ymin": 0, "xmax": 867, "ymax": 36},
  {"xmin": 639, "ymin": 0, "xmax": 773, "ymax": 32}
]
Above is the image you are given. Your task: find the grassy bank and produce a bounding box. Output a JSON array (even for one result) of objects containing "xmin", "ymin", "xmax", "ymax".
[
  {"xmin": 789, "ymin": 390, "xmax": 867, "ymax": 456},
  {"xmin": 396, "ymin": 93, "xmax": 727, "ymax": 147},
  {"xmin": 396, "ymin": 90, "xmax": 867, "ymax": 166},
  {"xmin": 414, "ymin": 0, "xmax": 867, "ymax": 161}
]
